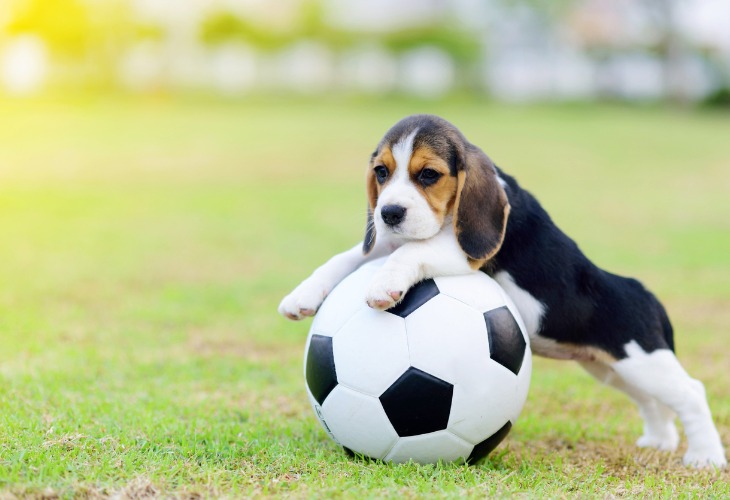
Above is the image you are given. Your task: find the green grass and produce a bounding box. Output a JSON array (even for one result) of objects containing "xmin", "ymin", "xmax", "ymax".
[{"xmin": 1, "ymin": 95, "xmax": 728, "ymax": 497}]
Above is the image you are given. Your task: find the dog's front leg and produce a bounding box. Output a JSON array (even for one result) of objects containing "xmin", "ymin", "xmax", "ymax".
[
  {"xmin": 279, "ymin": 241, "xmax": 389, "ymax": 320},
  {"xmin": 366, "ymin": 228, "xmax": 472, "ymax": 310}
]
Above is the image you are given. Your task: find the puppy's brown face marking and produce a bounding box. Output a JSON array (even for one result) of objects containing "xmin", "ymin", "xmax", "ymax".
[
  {"xmin": 367, "ymin": 146, "xmax": 393, "ymax": 213},
  {"xmin": 406, "ymin": 146, "xmax": 458, "ymax": 226},
  {"xmin": 364, "ymin": 114, "xmax": 510, "ymax": 262},
  {"xmin": 370, "ymin": 146, "xmax": 456, "ymax": 204},
  {"xmin": 364, "ymin": 119, "xmax": 468, "ymax": 249},
  {"xmin": 371, "ymin": 147, "xmax": 395, "ymax": 185}
]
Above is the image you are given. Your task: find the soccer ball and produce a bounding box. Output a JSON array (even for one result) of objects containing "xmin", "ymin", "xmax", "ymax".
[{"xmin": 303, "ymin": 258, "xmax": 531, "ymax": 464}]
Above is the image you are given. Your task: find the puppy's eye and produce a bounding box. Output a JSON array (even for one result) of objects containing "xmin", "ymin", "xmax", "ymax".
[
  {"xmin": 418, "ymin": 168, "xmax": 442, "ymax": 186},
  {"xmin": 374, "ymin": 166, "xmax": 388, "ymax": 184}
]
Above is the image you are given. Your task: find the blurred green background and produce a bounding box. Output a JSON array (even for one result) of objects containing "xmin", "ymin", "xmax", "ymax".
[
  {"xmin": 2, "ymin": 0, "xmax": 730, "ymax": 103},
  {"xmin": 1, "ymin": 0, "xmax": 729, "ymax": 497}
]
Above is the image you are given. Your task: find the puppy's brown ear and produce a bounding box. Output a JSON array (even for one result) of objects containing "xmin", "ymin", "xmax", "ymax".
[
  {"xmin": 363, "ymin": 169, "xmax": 378, "ymax": 254},
  {"xmin": 453, "ymin": 145, "xmax": 510, "ymax": 265}
]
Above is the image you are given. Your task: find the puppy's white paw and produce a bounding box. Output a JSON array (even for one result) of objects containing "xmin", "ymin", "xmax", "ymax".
[
  {"xmin": 636, "ymin": 417, "xmax": 679, "ymax": 451},
  {"xmin": 636, "ymin": 430, "xmax": 679, "ymax": 452},
  {"xmin": 683, "ymin": 446, "xmax": 727, "ymax": 469},
  {"xmin": 365, "ymin": 269, "xmax": 412, "ymax": 310},
  {"xmin": 278, "ymin": 278, "xmax": 329, "ymax": 320}
]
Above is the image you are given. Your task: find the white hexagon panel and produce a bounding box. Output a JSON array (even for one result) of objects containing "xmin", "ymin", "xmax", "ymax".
[
  {"xmin": 384, "ymin": 430, "xmax": 473, "ymax": 464},
  {"xmin": 320, "ymin": 385, "xmax": 399, "ymax": 459},
  {"xmin": 508, "ymin": 341, "xmax": 532, "ymax": 424},
  {"xmin": 446, "ymin": 352, "xmax": 526, "ymax": 445},
  {"xmin": 405, "ymin": 294, "xmax": 492, "ymax": 383},
  {"xmin": 332, "ymin": 306, "xmax": 410, "ymax": 396},
  {"xmin": 434, "ymin": 273, "xmax": 507, "ymax": 313}
]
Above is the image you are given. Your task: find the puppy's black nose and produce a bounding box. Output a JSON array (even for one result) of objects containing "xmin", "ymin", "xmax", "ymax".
[{"xmin": 381, "ymin": 204, "xmax": 406, "ymax": 226}]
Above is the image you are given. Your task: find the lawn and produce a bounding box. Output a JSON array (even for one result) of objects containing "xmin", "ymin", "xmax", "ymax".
[{"xmin": 0, "ymin": 95, "xmax": 728, "ymax": 497}]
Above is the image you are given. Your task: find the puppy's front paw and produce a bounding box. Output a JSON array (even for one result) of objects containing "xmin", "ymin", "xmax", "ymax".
[
  {"xmin": 278, "ymin": 279, "xmax": 329, "ymax": 320},
  {"xmin": 636, "ymin": 419, "xmax": 679, "ymax": 452},
  {"xmin": 365, "ymin": 269, "xmax": 412, "ymax": 310},
  {"xmin": 636, "ymin": 431, "xmax": 679, "ymax": 452},
  {"xmin": 366, "ymin": 288, "xmax": 403, "ymax": 310},
  {"xmin": 683, "ymin": 446, "xmax": 727, "ymax": 469}
]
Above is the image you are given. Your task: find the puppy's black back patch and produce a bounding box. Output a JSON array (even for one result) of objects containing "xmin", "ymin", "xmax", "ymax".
[{"xmin": 491, "ymin": 168, "xmax": 675, "ymax": 360}]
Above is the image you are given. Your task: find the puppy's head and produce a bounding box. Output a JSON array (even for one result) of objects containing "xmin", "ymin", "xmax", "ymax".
[{"xmin": 363, "ymin": 114, "xmax": 510, "ymax": 266}]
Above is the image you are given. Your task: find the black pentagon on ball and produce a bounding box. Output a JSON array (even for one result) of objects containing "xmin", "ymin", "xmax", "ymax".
[
  {"xmin": 386, "ymin": 279, "xmax": 440, "ymax": 318},
  {"xmin": 466, "ymin": 421, "xmax": 512, "ymax": 464},
  {"xmin": 484, "ymin": 306, "xmax": 526, "ymax": 375},
  {"xmin": 305, "ymin": 334, "xmax": 338, "ymax": 405},
  {"xmin": 379, "ymin": 367, "xmax": 453, "ymax": 437}
]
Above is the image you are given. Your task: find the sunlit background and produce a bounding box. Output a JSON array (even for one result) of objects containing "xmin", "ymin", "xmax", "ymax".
[
  {"xmin": 1, "ymin": 2, "xmax": 730, "ymax": 495},
  {"xmin": 1, "ymin": 0, "xmax": 730, "ymax": 103}
]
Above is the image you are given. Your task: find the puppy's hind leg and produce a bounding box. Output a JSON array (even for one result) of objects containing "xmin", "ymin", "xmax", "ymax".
[
  {"xmin": 611, "ymin": 342, "xmax": 726, "ymax": 468},
  {"xmin": 580, "ymin": 360, "xmax": 679, "ymax": 452}
]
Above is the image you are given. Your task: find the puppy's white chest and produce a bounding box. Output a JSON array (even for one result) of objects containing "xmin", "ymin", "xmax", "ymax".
[{"xmin": 493, "ymin": 271, "xmax": 545, "ymax": 341}]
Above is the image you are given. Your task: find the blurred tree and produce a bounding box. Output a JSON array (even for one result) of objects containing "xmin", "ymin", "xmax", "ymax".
[
  {"xmin": 381, "ymin": 26, "xmax": 480, "ymax": 65},
  {"xmin": 200, "ymin": 12, "xmax": 292, "ymax": 51},
  {"xmin": 297, "ymin": 0, "xmax": 354, "ymax": 50},
  {"xmin": 640, "ymin": 0, "xmax": 690, "ymax": 105},
  {"xmin": 6, "ymin": 0, "xmax": 91, "ymax": 57},
  {"xmin": 500, "ymin": 0, "xmax": 579, "ymax": 21},
  {"xmin": 5, "ymin": 0, "xmax": 156, "ymax": 89},
  {"xmin": 84, "ymin": 0, "xmax": 148, "ymax": 89},
  {"xmin": 379, "ymin": 25, "xmax": 481, "ymax": 93},
  {"xmin": 200, "ymin": 2, "xmax": 356, "ymax": 52}
]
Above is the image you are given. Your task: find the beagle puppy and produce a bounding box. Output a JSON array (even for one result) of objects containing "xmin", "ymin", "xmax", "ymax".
[{"xmin": 279, "ymin": 114, "xmax": 727, "ymax": 468}]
